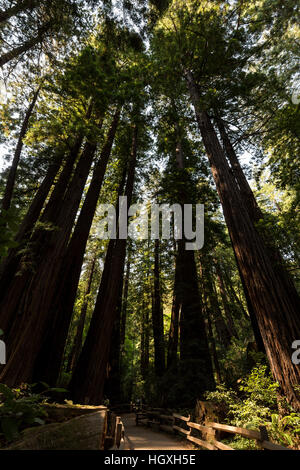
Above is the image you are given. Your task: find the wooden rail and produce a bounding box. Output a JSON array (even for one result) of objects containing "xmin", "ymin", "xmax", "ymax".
[
  {"xmin": 135, "ymin": 407, "xmax": 290, "ymax": 450},
  {"xmin": 104, "ymin": 411, "xmax": 125, "ymax": 450}
]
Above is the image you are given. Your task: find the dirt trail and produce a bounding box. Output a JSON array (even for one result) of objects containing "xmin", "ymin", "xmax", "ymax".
[{"xmin": 121, "ymin": 414, "xmax": 194, "ymax": 451}]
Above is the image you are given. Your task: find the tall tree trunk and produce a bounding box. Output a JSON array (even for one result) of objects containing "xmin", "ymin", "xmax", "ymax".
[
  {"xmin": 152, "ymin": 239, "xmax": 165, "ymax": 377},
  {"xmin": 0, "ymin": 132, "xmax": 90, "ymax": 335},
  {"xmin": 0, "ymin": 136, "xmax": 84, "ymax": 322},
  {"xmin": 186, "ymin": 70, "xmax": 300, "ymax": 410},
  {"xmin": 69, "ymin": 123, "xmax": 138, "ymax": 405},
  {"xmin": 67, "ymin": 256, "xmax": 96, "ymax": 373},
  {"xmin": 214, "ymin": 261, "xmax": 238, "ymax": 338},
  {"xmin": 169, "ymin": 118, "xmax": 215, "ymax": 403},
  {"xmin": 215, "ymin": 117, "xmax": 262, "ymax": 222},
  {"xmin": 206, "ymin": 308, "xmax": 222, "ymax": 384},
  {"xmin": 0, "ymin": 22, "xmax": 51, "ymax": 67},
  {"xmin": 0, "ymin": 152, "xmax": 63, "ymax": 279},
  {"xmin": 198, "ymin": 254, "xmax": 223, "ymax": 383},
  {"xmin": 230, "ymin": 243, "xmax": 266, "ymax": 352},
  {"xmin": 0, "ymin": 0, "xmax": 38, "ymax": 24},
  {"xmin": 221, "ymin": 265, "xmax": 249, "ymax": 320},
  {"xmin": 217, "ymin": 115, "xmax": 300, "ymax": 316},
  {"xmin": 0, "ymin": 125, "xmax": 100, "ymax": 386},
  {"xmin": 178, "ymin": 239, "xmax": 215, "ymax": 399},
  {"xmin": 120, "ymin": 257, "xmax": 131, "ymax": 346},
  {"xmin": 32, "ymin": 110, "xmax": 120, "ymax": 385},
  {"xmin": 167, "ymin": 252, "xmax": 180, "ymax": 370},
  {"xmin": 1, "ymin": 87, "xmax": 40, "ymax": 213},
  {"xmin": 211, "ymin": 276, "xmax": 232, "ymax": 347},
  {"xmin": 104, "ymin": 273, "xmax": 124, "ymax": 405},
  {"xmin": 39, "ymin": 101, "xmax": 94, "ymax": 224},
  {"xmin": 0, "ymin": 101, "xmax": 94, "ymax": 313},
  {"xmin": 213, "ymin": 115, "xmax": 264, "ymax": 350},
  {"xmin": 141, "ymin": 295, "xmax": 150, "ymax": 381}
]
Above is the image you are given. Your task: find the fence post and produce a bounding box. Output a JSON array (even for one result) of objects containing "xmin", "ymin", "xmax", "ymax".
[
  {"xmin": 257, "ymin": 425, "xmax": 269, "ymax": 450},
  {"xmin": 115, "ymin": 416, "xmax": 122, "ymax": 449}
]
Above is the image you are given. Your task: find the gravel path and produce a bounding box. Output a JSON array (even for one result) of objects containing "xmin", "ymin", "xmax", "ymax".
[{"xmin": 121, "ymin": 414, "xmax": 195, "ymax": 450}]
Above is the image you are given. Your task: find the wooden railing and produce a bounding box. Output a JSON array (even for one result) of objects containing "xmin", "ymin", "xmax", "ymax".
[
  {"xmin": 136, "ymin": 407, "xmax": 290, "ymax": 450},
  {"xmin": 104, "ymin": 411, "xmax": 125, "ymax": 450}
]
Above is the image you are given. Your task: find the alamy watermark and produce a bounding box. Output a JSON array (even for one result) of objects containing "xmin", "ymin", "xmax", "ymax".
[
  {"xmin": 97, "ymin": 198, "xmax": 204, "ymax": 250},
  {"xmin": 292, "ymin": 340, "xmax": 300, "ymax": 365},
  {"xmin": 0, "ymin": 339, "xmax": 5, "ymax": 365},
  {"xmin": 291, "ymin": 81, "xmax": 300, "ymax": 105}
]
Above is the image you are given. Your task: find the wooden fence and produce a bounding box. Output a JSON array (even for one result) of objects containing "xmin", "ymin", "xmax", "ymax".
[
  {"xmin": 104, "ymin": 410, "xmax": 125, "ymax": 450},
  {"xmin": 136, "ymin": 407, "xmax": 289, "ymax": 450}
]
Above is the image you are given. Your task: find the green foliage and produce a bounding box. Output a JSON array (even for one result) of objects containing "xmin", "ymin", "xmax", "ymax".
[
  {"xmin": 204, "ymin": 383, "xmax": 238, "ymax": 408},
  {"xmin": 268, "ymin": 413, "xmax": 300, "ymax": 447},
  {"xmin": 0, "ymin": 0, "xmax": 299, "ymax": 428},
  {"xmin": 205, "ymin": 365, "xmax": 299, "ymax": 449},
  {"xmin": 238, "ymin": 365, "xmax": 279, "ymax": 408},
  {"xmin": 0, "ymin": 383, "xmax": 67, "ymax": 444},
  {"xmin": 0, "ymin": 209, "xmax": 21, "ymax": 258},
  {"xmin": 0, "ymin": 383, "xmax": 47, "ymax": 443}
]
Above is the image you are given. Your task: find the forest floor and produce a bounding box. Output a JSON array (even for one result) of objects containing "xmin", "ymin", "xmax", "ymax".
[{"xmin": 121, "ymin": 414, "xmax": 195, "ymax": 450}]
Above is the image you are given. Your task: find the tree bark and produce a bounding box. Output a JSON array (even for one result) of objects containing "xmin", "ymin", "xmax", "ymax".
[
  {"xmin": 69, "ymin": 123, "xmax": 138, "ymax": 405},
  {"xmin": 0, "ymin": 128, "xmax": 88, "ymax": 333},
  {"xmin": 120, "ymin": 257, "xmax": 131, "ymax": 346},
  {"xmin": 0, "ymin": 151, "xmax": 62, "ymax": 273},
  {"xmin": 152, "ymin": 239, "xmax": 165, "ymax": 376},
  {"xmin": 217, "ymin": 115, "xmax": 300, "ymax": 323},
  {"xmin": 0, "ymin": 22, "xmax": 51, "ymax": 67},
  {"xmin": 167, "ymin": 253, "xmax": 180, "ymax": 370},
  {"xmin": 167, "ymin": 119, "xmax": 215, "ymax": 402},
  {"xmin": 0, "ymin": 100, "xmax": 94, "ymax": 313},
  {"xmin": 0, "ymin": 0, "xmax": 38, "ymax": 24},
  {"xmin": 0, "ymin": 124, "xmax": 100, "ymax": 386},
  {"xmin": 214, "ymin": 260, "xmax": 238, "ymax": 338},
  {"xmin": 1, "ymin": 87, "xmax": 40, "ymax": 213},
  {"xmin": 198, "ymin": 255, "xmax": 222, "ymax": 383},
  {"xmin": 32, "ymin": 110, "xmax": 120, "ymax": 385},
  {"xmin": 178, "ymin": 239, "xmax": 215, "ymax": 398},
  {"xmin": 67, "ymin": 256, "xmax": 96, "ymax": 373},
  {"xmin": 186, "ymin": 70, "xmax": 300, "ymax": 410},
  {"xmin": 141, "ymin": 295, "xmax": 150, "ymax": 381},
  {"xmin": 104, "ymin": 268, "xmax": 124, "ymax": 405},
  {"xmin": 215, "ymin": 116, "xmax": 262, "ymax": 222}
]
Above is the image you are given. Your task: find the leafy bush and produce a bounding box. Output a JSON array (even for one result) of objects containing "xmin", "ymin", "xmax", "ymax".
[
  {"xmin": 204, "ymin": 365, "xmax": 300, "ymax": 449},
  {"xmin": 0, "ymin": 383, "xmax": 67, "ymax": 444},
  {"xmin": 268, "ymin": 413, "xmax": 300, "ymax": 448},
  {"xmin": 238, "ymin": 365, "xmax": 279, "ymax": 407},
  {"xmin": 0, "ymin": 383, "xmax": 47, "ymax": 443}
]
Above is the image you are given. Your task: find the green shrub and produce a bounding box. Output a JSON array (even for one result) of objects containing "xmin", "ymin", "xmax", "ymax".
[
  {"xmin": 0, "ymin": 383, "xmax": 47, "ymax": 443},
  {"xmin": 204, "ymin": 365, "xmax": 300, "ymax": 449},
  {"xmin": 0, "ymin": 382, "xmax": 67, "ymax": 444}
]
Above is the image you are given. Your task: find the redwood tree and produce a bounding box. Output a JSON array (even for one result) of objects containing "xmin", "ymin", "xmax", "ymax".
[
  {"xmin": 186, "ymin": 70, "xmax": 300, "ymax": 410},
  {"xmin": 69, "ymin": 122, "xmax": 139, "ymax": 404}
]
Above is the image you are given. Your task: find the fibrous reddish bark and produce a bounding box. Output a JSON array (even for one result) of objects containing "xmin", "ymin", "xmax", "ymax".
[
  {"xmin": 1, "ymin": 87, "xmax": 40, "ymax": 214},
  {"xmin": 32, "ymin": 110, "xmax": 120, "ymax": 385},
  {"xmin": 0, "ymin": 123, "xmax": 101, "ymax": 386},
  {"xmin": 67, "ymin": 256, "xmax": 96, "ymax": 373},
  {"xmin": 69, "ymin": 124, "xmax": 138, "ymax": 404},
  {"xmin": 152, "ymin": 239, "xmax": 165, "ymax": 376},
  {"xmin": 186, "ymin": 70, "xmax": 300, "ymax": 410}
]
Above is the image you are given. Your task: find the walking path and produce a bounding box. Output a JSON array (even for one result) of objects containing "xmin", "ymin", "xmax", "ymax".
[{"xmin": 121, "ymin": 414, "xmax": 194, "ymax": 450}]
